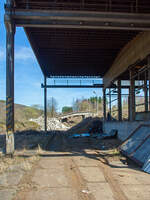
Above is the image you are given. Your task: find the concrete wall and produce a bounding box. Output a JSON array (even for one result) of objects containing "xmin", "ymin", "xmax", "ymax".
[
  {"xmin": 135, "ymin": 112, "xmax": 150, "ymax": 121},
  {"xmin": 103, "ymin": 121, "xmax": 150, "ymax": 142}
]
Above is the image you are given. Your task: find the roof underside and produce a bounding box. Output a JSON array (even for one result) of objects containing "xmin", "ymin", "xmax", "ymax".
[
  {"xmin": 15, "ymin": 0, "xmax": 150, "ymax": 13},
  {"xmin": 25, "ymin": 28, "xmax": 138, "ymax": 77},
  {"xmin": 14, "ymin": 0, "xmax": 150, "ymax": 77}
]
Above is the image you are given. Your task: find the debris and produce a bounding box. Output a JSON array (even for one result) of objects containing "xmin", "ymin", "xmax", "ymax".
[
  {"xmin": 142, "ymin": 155, "xmax": 150, "ymax": 174},
  {"xmin": 30, "ymin": 116, "xmax": 68, "ymax": 131},
  {"xmin": 81, "ymin": 189, "xmax": 91, "ymax": 194},
  {"xmin": 69, "ymin": 129, "xmax": 117, "ymax": 139}
]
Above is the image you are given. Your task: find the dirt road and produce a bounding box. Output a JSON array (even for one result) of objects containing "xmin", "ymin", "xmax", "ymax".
[{"xmin": 13, "ymin": 134, "xmax": 150, "ymax": 200}]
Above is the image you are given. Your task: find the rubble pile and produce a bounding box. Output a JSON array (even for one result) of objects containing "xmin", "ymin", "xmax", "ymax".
[{"xmin": 30, "ymin": 116, "xmax": 69, "ymax": 131}]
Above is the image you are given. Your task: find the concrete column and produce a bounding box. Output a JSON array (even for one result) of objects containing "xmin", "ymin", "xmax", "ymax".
[
  {"xmin": 44, "ymin": 76, "xmax": 47, "ymax": 133},
  {"xmin": 148, "ymin": 56, "xmax": 150, "ymax": 111},
  {"xmin": 5, "ymin": 21, "xmax": 15, "ymax": 155},
  {"xmin": 129, "ymin": 70, "xmax": 135, "ymax": 121},
  {"xmin": 103, "ymin": 88, "xmax": 106, "ymax": 121},
  {"xmin": 118, "ymin": 80, "xmax": 122, "ymax": 121}
]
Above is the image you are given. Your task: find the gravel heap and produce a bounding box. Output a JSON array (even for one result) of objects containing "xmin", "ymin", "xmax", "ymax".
[{"xmin": 30, "ymin": 116, "xmax": 68, "ymax": 131}]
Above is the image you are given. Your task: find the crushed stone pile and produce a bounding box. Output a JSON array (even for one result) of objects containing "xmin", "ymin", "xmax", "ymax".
[{"xmin": 30, "ymin": 116, "xmax": 69, "ymax": 131}]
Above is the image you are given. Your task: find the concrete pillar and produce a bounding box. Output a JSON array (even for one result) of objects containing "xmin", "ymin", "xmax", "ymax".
[
  {"xmin": 103, "ymin": 88, "xmax": 106, "ymax": 121},
  {"xmin": 5, "ymin": 21, "xmax": 15, "ymax": 155},
  {"xmin": 129, "ymin": 70, "xmax": 135, "ymax": 121},
  {"xmin": 44, "ymin": 76, "xmax": 47, "ymax": 133},
  {"xmin": 118, "ymin": 80, "xmax": 122, "ymax": 121}
]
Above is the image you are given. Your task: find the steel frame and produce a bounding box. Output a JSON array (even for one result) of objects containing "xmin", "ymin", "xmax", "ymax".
[{"xmin": 5, "ymin": 9, "xmax": 150, "ymax": 31}]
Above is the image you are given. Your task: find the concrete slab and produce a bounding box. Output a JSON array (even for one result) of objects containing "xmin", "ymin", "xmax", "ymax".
[
  {"xmin": 32, "ymin": 168, "xmax": 69, "ymax": 188},
  {"xmin": 113, "ymin": 170, "xmax": 150, "ymax": 185},
  {"xmin": 0, "ymin": 171, "xmax": 24, "ymax": 187},
  {"xmin": 79, "ymin": 167, "xmax": 106, "ymax": 182},
  {"xmin": 25, "ymin": 188, "xmax": 78, "ymax": 200},
  {"xmin": 87, "ymin": 183, "xmax": 115, "ymax": 200},
  {"xmin": 38, "ymin": 157, "xmax": 65, "ymax": 169},
  {"xmin": 122, "ymin": 184, "xmax": 150, "ymax": 200},
  {"xmin": 0, "ymin": 189, "xmax": 16, "ymax": 200},
  {"xmin": 73, "ymin": 156, "xmax": 98, "ymax": 167}
]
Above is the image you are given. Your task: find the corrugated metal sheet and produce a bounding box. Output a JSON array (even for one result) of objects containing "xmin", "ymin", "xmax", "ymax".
[
  {"xmin": 120, "ymin": 125, "xmax": 150, "ymax": 166},
  {"xmin": 142, "ymin": 155, "xmax": 150, "ymax": 174}
]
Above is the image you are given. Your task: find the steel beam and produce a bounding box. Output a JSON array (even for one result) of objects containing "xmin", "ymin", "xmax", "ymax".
[
  {"xmin": 44, "ymin": 76, "xmax": 47, "ymax": 133},
  {"xmin": 5, "ymin": 19, "xmax": 15, "ymax": 155},
  {"xmin": 5, "ymin": 9, "xmax": 150, "ymax": 30},
  {"xmin": 41, "ymin": 83, "xmax": 134, "ymax": 89},
  {"xmin": 118, "ymin": 80, "xmax": 122, "ymax": 121}
]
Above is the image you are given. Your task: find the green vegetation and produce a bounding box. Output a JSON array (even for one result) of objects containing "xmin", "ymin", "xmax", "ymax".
[
  {"xmin": 62, "ymin": 106, "xmax": 73, "ymax": 114},
  {"xmin": 0, "ymin": 100, "xmax": 42, "ymax": 132}
]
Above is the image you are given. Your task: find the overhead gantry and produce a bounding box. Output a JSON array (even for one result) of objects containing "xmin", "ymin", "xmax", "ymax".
[{"xmin": 4, "ymin": 0, "xmax": 150, "ymax": 154}]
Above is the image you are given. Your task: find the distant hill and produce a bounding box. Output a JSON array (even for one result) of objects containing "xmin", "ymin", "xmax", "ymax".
[{"xmin": 0, "ymin": 100, "xmax": 43, "ymax": 132}]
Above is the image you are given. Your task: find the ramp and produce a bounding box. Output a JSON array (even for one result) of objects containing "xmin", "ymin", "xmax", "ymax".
[{"xmin": 120, "ymin": 125, "xmax": 150, "ymax": 166}]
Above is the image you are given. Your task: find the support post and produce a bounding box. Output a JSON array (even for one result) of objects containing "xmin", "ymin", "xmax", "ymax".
[
  {"xmin": 44, "ymin": 76, "xmax": 47, "ymax": 133},
  {"xmin": 129, "ymin": 70, "xmax": 135, "ymax": 121},
  {"xmin": 5, "ymin": 19, "xmax": 15, "ymax": 155},
  {"xmin": 103, "ymin": 88, "xmax": 106, "ymax": 121},
  {"xmin": 118, "ymin": 80, "xmax": 122, "ymax": 121},
  {"xmin": 144, "ymin": 77, "xmax": 148, "ymax": 112},
  {"xmin": 109, "ymin": 88, "xmax": 111, "ymax": 118},
  {"xmin": 148, "ymin": 56, "xmax": 150, "ymax": 111}
]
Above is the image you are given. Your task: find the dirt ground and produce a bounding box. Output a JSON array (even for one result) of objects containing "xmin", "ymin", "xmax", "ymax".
[{"xmin": 0, "ymin": 132, "xmax": 150, "ymax": 200}]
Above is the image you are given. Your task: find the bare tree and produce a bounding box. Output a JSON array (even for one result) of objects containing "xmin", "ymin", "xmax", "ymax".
[{"xmin": 47, "ymin": 97, "xmax": 58, "ymax": 117}]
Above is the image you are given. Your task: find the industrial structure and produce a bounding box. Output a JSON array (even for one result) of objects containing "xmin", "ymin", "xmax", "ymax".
[{"xmin": 4, "ymin": 0, "xmax": 150, "ymax": 154}]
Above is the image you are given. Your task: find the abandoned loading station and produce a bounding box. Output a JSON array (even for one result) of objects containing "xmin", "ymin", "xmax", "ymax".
[{"xmin": 4, "ymin": 1, "xmax": 150, "ymax": 154}]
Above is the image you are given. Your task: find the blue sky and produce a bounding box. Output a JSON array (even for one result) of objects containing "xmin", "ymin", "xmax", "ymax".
[{"xmin": 0, "ymin": 1, "xmax": 102, "ymax": 112}]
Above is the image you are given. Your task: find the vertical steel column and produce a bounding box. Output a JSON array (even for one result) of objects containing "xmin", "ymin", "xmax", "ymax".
[
  {"xmin": 103, "ymin": 88, "xmax": 106, "ymax": 121},
  {"xmin": 129, "ymin": 70, "xmax": 135, "ymax": 121},
  {"xmin": 44, "ymin": 76, "xmax": 47, "ymax": 133},
  {"xmin": 148, "ymin": 56, "xmax": 150, "ymax": 111},
  {"xmin": 5, "ymin": 20, "xmax": 15, "ymax": 155},
  {"xmin": 109, "ymin": 88, "xmax": 111, "ymax": 117},
  {"xmin": 118, "ymin": 80, "xmax": 122, "ymax": 121},
  {"xmin": 144, "ymin": 75, "xmax": 148, "ymax": 112}
]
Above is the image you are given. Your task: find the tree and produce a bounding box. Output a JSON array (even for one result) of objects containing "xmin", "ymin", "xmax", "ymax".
[
  {"xmin": 47, "ymin": 97, "xmax": 58, "ymax": 117},
  {"xmin": 62, "ymin": 106, "xmax": 73, "ymax": 114}
]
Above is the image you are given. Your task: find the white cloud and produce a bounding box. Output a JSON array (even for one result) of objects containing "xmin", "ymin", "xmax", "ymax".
[
  {"xmin": 0, "ymin": 47, "xmax": 5, "ymax": 61},
  {"xmin": 0, "ymin": 46, "xmax": 35, "ymax": 61},
  {"xmin": 15, "ymin": 46, "xmax": 35, "ymax": 61}
]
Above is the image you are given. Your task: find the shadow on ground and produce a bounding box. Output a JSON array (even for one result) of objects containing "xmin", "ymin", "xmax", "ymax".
[{"xmin": 0, "ymin": 119, "xmax": 140, "ymax": 173}]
